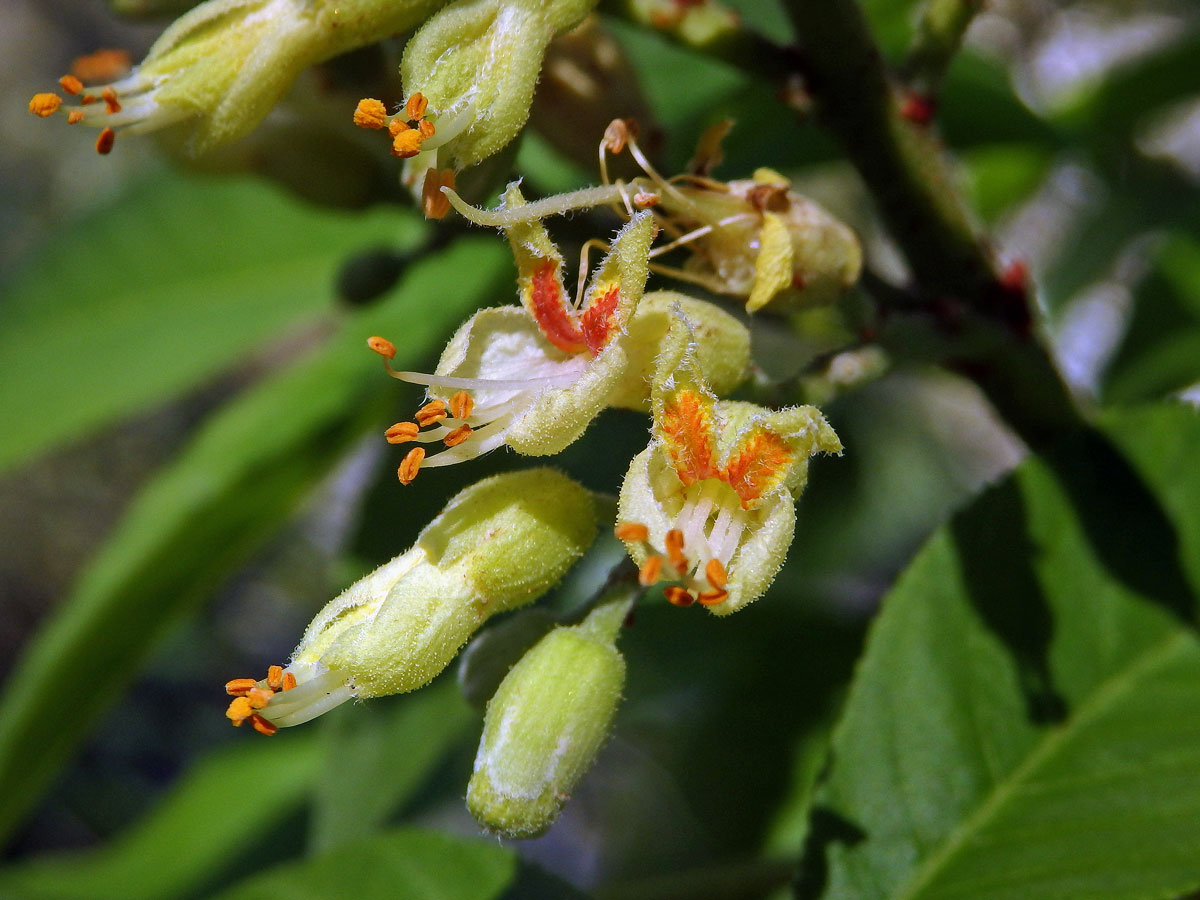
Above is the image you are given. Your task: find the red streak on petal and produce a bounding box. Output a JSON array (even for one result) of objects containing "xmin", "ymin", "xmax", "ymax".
[
  {"xmin": 528, "ymin": 260, "xmax": 586, "ymax": 354},
  {"xmin": 580, "ymin": 286, "xmax": 620, "ymax": 354},
  {"xmin": 723, "ymin": 429, "xmax": 793, "ymax": 508},
  {"xmin": 659, "ymin": 389, "xmax": 719, "ymax": 485}
]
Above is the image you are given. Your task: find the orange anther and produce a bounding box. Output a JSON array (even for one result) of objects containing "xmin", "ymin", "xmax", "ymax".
[
  {"xmin": 602, "ymin": 118, "xmax": 636, "ymax": 154},
  {"xmin": 391, "ymin": 127, "xmax": 423, "ymax": 158},
  {"xmin": 101, "ymin": 86, "xmax": 121, "ymax": 114},
  {"xmin": 385, "ymin": 422, "xmax": 420, "ymax": 444},
  {"xmin": 449, "ymin": 390, "xmax": 474, "ymax": 420},
  {"xmin": 267, "ymin": 665, "xmax": 283, "ymax": 691},
  {"xmin": 353, "ymin": 97, "xmax": 388, "ymax": 130},
  {"xmin": 246, "ymin": 687, "xmax": 274, "ymax": 709},
  {"xmin": 664, "ymin": 528, "xmax": 689, "ymax": 574},
  {"xmin": 71, "ymin": 48, "xmax": 131, "ymax": 83},
  {"xmin": 367, "ymin": 335, "xmax": 396, "ymax": 359},
  {"xmin": 615, "ymin": 522, "xmax": 649, "ymax": 542},
  {"xmin": 633, "ymin": 192, "xmax": 660, "ymax": 208},
  {"xmin": 418, "ymin": 119, "xmax": 436, "ymax": 139},
  {"xmin": 388, "ymin": 119, "xmax": 406, "ymax": 137},
  {"xmin": 398, "ymin": 446, "xmax": 425, "ymax": 484},
  {"xmin": 443, "ymin": 424, "xmax": 473, "ymax": 447},
  {"xmin": 282, "ymin": 672, "xmax": 297, "ymax": 691},
  {"xmin": 81, "ymin": 94, "xmax": 98, "ymax": 105},
  {"xmin": 225, "ymin": 677, "xmax": 258, "ymax": 696},
  {"xmin": 68, "ymin": 110, "xmax": 84, "ymax": 124},
  {"xmin": 59, "ymin": 75, "xmax": 84, "ymax": 95},
  {"xmin": 638, "ymin": 556, "xmax": 663, "ymax": 586},
  {"xmin": 664, "ymin": 585, "xmax": 695, "ymax": 607},
  {"xmin": 95, "ymin": 127, "xmax": 115, "ymax": 155},
  {"xmin": 422, "ymin": 168, "xmax": 455, "ymax": 220},
  {"xmin": 415, "ymin": 399, "xmax": 447, "ymax": 427},
  {"xmin": 704, "ymin": 558, "xmax": 727, "ymax": 591},
  {"xmin": 697, "ymin": 588, "xmax": 729, "ymax": 607},
  {"xmin": 250, "ymin": 714, "xmax": 278, "ymax": 736},
  {"xmin": 28, "ymin": 93, "xmax": 62, "ymax": 117},
  {"xmin": 226, "ymin": 696, "xmax": 253, "ymax": 725},
  {"xmin": 405, "ymin": 92, "xmax": 428, "ymax": 121}
]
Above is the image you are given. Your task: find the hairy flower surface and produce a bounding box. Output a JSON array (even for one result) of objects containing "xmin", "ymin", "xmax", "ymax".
[
  {"xmin": 399, "ymin": 0, "xmax": 597, "ymax": 172},
  {"xmin": 224, "ymin": 469, "xmax": 596, "ymax": 733},
  {"xmin": 28, "ymin": 0, "xmax": 442, "ymax": 154},
  {"xmin": 617, "ymin": 317, "xmax": 841, "ymax": 614},
  {"xmin": 371, "ymin": 183, "xmax": 655, "ymax": 483}
]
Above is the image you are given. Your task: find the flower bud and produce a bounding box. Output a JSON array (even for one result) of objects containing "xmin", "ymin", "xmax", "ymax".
[
  {"xmin": 32, "ymin": 0, "xmax": 442, "ymax": 155},
  {"xmin": 399, "ymin": 0, "xmax": 596, "ymax": 169},
  {"xmin": 608, "ymin": 290, "xmax": 750, "ymax": 411},
  {"xmin": 224, "ymin": 469, "xmax": 596, "ymax": 732},
  {"xmin": 467, "ymin": 599, "xmax": 627, "ymax": 838},
  {"xmin": 667, "ymin": 168, "xmax": 863, "ymax": 313}
]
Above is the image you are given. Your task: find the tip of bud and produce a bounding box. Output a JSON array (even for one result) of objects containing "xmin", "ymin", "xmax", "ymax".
[{"xmin": 367, "ymin": 336, "xmax": 397, "ymax": 359}]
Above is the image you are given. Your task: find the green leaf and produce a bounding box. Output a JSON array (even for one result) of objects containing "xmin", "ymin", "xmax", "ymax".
[
  {"xmin": 0, "ymin": 238, "xmax": 510, "ymax": 846},
  {"xmin": 309, "ymin": 679, "xmax": 476, "ymax": 852},
  {"xmin": 798, "ymin": 405, "xmax": 1200, "ymax": 900},
  {"xmin": 0, "ymin": 170, "xmax": 425, "ymax": 475},
  {"xmin": 0, "ymin": 736, "xmax": 320, "ymax": 900},
  {"xmin": 209, "ymin": 828, "xmax": 516, "ymax": 900}
]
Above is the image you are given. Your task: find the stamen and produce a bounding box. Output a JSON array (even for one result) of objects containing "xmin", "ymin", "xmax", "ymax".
[
  {"xmin": 664, "ymin": 586, "xmax": 695, "ymax": 607},
  {"xmin": 267, "ymin": 665, "xmax": 283, "ymax": 691},
  {"xmin": 443, "ymin": 424, "xmax": 473, "ymax": 447},
  {"xmin": 634, "ymin": 192, "xmax": 660, "ymax": 208},
  {"xmin": 226, "ymin": 696, "xmax": 253, "ymax": 725},
  {"xmin": 95, "ymin": 128, "xmax": 116, "ymax": 155},
  {"xmin": 67, "ymin": 110, "xmax": 84, "ymax": 124},
  {"xmin": 697, "ymin": 589, "xmax": 729, "ymax": 607},
  {"xmin": 449, "ymin": 390, "xmax": 474, "ymax": 420},
  {"xmin": 225, "ymin": 678, "xmax": 258, "ymax": 696},
  {"xmin": 101, "ymin": 86, "xmax": 122, "ymax": 115},
  {"xmin": 639, "ymin": 556, "xmax": 663, "ymax": 586},
  {"xmin": 615, "ymin": 522, "xmax": 649, "ymax": 542},
  {"xmin": 353, "ymin": 98, "xmax": 388, "ymax": 130},
  {"xmin": 406, "ymin": 92, "xmax": 428, "ymax": 120},
  {"xmin": 664, "ymin": 528, "xmax": 689, "ymax": 575},
  {"xmin": 422, "ymin": 169, "xmax": 455, "ymax": 220},
  {"xmin": 247, "ymin": 687, "xmax": 274, "ymax": 709},
  {"xmin": 71, "ymin": 49, "xmax": 132, "ymax": 83},
  {"xmin": 250, "ymin": 714, "xmax": 278, "ymax": 736},
  {"xmin": 705, "ymin": 558, "xmax": 728, "ymax": 590},
  {"xmin": 392, "ymin": 127, "xmax": 423, "ymax": 158},
  {"xmin": 28, "ymin": 93, "xmax": 62, "ymax": 117},
  {"xmin": 398, "ymin": 447, "xmax": 425, "ymax": 484},
  {"xmin": 385, "ymin": 422, "xmax": 420, "ymax": 444},
  {"xmin": 418, "ymin": 119, "xmax": 436, "ymax": 139},
  {"xmin": 415, "ymin": 399, "xmax": 447, "ymax": 427},
  {"xmin": 282, "ymin": 672, "xmax": 298, "ymax": 690},
  {"xmin": 367, "ymin": 336, "xmax": 397, "ymax": 359},
  {"xmin": 59, "ymin": 75, "xmax": 83, "ymax": 95}
]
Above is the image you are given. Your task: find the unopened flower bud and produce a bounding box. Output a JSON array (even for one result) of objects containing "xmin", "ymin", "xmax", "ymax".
[
  {"xmin": 224, "ymin": 469, "xmax": 596, "ymax": 731},
  {"xmin": 467, "ymin": 597, "xmax": 628, "ymax": 838},
  {"xmin": 400, "ymin": 0, "xmax": 597, "ymax": 169}
]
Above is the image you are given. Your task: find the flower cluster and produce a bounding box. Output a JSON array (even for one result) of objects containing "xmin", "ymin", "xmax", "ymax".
[{"xmin": 69, "ymin": 0, "xmax": 860, "ymax": 843}]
